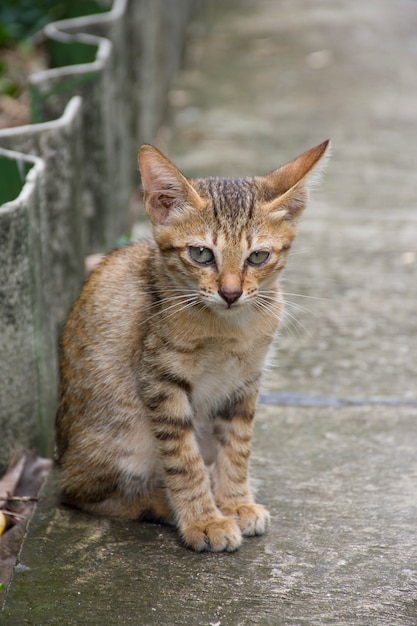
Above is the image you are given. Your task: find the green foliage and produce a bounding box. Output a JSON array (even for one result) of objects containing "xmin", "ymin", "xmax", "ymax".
[
  {"xmin": 0, "ymin": 0, "xmax": 107, "ymax": 47},
  {"xmin": 0, "ymin": 157, "xmax": 33, "ymax": 204},
  {"xmin": 0, "ymin": 1, "xmax": 66, "ymax": 46}
]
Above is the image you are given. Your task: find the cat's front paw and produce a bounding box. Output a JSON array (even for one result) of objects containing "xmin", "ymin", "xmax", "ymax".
[
  {"xmin": 221, "ymin": 503, "xmax": 270, "ymax": 537},
  {"xmin": 181, "ymin": 517, "xmax": 242, "ymax": 552}
]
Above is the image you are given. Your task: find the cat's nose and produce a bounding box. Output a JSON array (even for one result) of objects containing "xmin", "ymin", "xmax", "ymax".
[{"xmin": 219, "ymin": 288, "xmax": 242, "ymax": 307}]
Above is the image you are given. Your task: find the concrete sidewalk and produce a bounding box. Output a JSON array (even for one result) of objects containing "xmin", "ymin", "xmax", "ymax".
[{"xmin": 3, "ymin": 0, "xmax": 417, "ymax": 623}]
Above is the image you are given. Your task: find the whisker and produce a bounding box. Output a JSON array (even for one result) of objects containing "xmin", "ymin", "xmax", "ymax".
[
  {"xmin": 250, "ymin": 298, "xmax": 282, "ymax": 323},
  {"xmin": 286, "ymin": 248, "xmax": 310, "ymax": 258},
  {"xmin": 145, "ymin": 293, "xmax": 196, "ymax": 311},
  {"xmin": 281, "ymin": 291, "xmax": 333, "ymax": 303},
  {"xmin": 158, "ymin": 297, "xmax": 205, "ymax": 324},
  {"xmin": 137, "ymin": 294, "xmax": 201, "ymax": 328},
  {"xmin": 283, "ymin": 300, "xmax": 316, "ymax": 317},
  {"xmin": 260, "ymin": 287, "xmax": 332, "ymax": 304},
  {"xmin": 281, "ymin": 308, "xmax": 312, "ymax": 339},
  {"xmin": 254, "ymin": 291, "xmax": 313, "ymax": 339}
]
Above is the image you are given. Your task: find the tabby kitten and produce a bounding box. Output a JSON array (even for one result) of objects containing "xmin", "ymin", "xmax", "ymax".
[{"xmin": 56, "ymin": 140, "xmax": 329, "ymax": 552}]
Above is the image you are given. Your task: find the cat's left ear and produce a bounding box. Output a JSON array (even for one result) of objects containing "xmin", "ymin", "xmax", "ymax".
[
  {"xmin": 263, "ymin": 140, "xmax": 331, "ymax": 220},
  {"xmin": 138, "ymin": 145, "xmax": 203, "ymax": 225}
]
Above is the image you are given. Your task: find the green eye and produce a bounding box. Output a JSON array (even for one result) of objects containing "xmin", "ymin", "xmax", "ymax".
[
  {"xmin": 189, "ymin": 246, "xmax": 215, "ymax": 264},
  {"xmin": 247, "ymin": 250, "xmax": 270, "ymax": 266}
]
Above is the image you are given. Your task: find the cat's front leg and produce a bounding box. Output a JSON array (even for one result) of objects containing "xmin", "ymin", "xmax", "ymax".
[
  {"xmin": 142, "ymin": 380, "xmax": 242, "ymax": 552},
  {"xmin": 212, "ymin": 390, "xmax": 270, "ymax": 537}
]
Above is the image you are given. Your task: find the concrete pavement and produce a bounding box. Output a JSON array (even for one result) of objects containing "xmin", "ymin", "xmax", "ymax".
[{"xmin": 2, "ymin": 0, "xmax": 417, "ymax": 623}]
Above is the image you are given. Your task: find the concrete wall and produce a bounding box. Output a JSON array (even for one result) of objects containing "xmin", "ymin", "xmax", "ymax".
[{"xmin": 0, "ymin": 0, "xmax": 207, "ymax": 472}]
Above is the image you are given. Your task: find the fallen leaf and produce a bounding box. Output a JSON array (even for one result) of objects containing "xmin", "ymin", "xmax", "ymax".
[
  {"xmin": 0, "ymin": 452, "xmax": 26, "ymax": 509},
  {"xmin": 0, "ymin": 511, "xmax": 6, "ymax": 536}
]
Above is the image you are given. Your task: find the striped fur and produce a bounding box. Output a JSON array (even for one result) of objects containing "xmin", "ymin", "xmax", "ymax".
[{"xmin": 55, "ymin": 141, "xmax": 329, "ymax": 552}]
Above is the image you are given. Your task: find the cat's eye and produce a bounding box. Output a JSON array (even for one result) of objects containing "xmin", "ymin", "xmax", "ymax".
[
  {"xmin": 247, "ymin": 250, "xmax": 270, "ymax": 266},
  {"xmin": 189, "ymin": 246, "xmax": 215, "ymax": 264}
]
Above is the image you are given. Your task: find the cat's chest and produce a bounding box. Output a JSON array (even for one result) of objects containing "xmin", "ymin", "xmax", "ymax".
[{"xmin": 189, "ymin": 340, "xmax": 265, "ymax": 418}]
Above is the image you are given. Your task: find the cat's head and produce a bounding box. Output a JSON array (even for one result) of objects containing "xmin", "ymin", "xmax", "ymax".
[{"xmin": 138, "ymin": 141, "xmax": 330, "ymax": 316}]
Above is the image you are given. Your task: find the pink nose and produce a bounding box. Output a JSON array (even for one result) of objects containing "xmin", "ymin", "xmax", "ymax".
[{"xmin": 219, "ymin": 288, "xmax": 242, "ymax": 306}]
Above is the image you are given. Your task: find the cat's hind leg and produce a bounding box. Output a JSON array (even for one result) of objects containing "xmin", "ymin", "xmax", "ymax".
[{"xmin": 62, "ymin": 487, "xmax": 175, "ymax": 524}]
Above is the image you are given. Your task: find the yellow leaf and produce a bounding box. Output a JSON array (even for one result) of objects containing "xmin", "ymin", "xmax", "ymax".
[{"xmin": 0, "ymin": 511, "xmax": 6, "ymax": 536}]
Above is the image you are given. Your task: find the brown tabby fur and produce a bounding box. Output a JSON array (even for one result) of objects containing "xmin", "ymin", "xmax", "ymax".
[{"xmin": 55, "ymin": 140, "xmax": 330, "ymax": 552}]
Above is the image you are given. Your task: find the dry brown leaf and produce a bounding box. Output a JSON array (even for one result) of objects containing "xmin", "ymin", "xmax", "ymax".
[
  {"xmin": 0, "ymin": 451, "xmax": 27, "ymax": 509},
  {"xmin": 0, "ymin": 450, "xmax": 52, "ymax": 602}
]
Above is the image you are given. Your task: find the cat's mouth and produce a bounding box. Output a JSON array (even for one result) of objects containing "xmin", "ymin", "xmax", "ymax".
[
  {"xmin": 199, "ymin": 291, "xmax": 247, "ymax": 314},
  {"xmin": 213, "ymin": 297, "xmax": 244, "ymax": 314}
]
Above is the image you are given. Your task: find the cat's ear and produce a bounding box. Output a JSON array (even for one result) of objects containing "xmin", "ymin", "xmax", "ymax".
[
  {"xmin": 263, "ymin": 140, "xmax": 330, "ymax": 220},
  {"xmin": 138, "ymin": 145, "xmax": 202, "ymax": 225}
]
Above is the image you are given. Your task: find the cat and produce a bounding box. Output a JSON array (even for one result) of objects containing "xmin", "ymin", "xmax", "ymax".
[{"xmin": 55, "ymin": 140, "xmax": 330, "ymax": 552}]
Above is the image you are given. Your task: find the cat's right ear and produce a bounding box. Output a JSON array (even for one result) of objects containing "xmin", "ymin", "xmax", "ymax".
[{"xmin": 138, "ymin": 145, "xmax": 203, "ymax": 225}]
